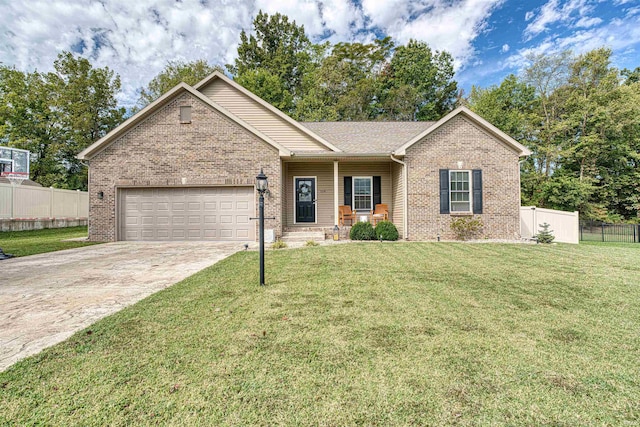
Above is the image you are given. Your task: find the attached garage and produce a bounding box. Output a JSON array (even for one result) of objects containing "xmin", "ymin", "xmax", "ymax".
[{"xmin": 118, "ymin": 187, "xmax": 255, "ymax": 241}]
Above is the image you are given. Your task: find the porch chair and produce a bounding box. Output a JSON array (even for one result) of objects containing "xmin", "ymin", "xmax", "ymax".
[
  {"xmin": 371, "ymin": 203, "xmax": 389, "ymax": 225},
  {"xmin": 338, "ymin": 205, "xmax": 356, "ymax": 226}
]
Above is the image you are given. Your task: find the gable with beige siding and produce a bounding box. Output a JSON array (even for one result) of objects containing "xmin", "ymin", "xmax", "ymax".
[{"xmin": 199, "ymin": 79, "xmax": 330, "ymax": 152}]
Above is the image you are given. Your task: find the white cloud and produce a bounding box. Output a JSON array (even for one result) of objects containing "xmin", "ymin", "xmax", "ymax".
[
  {"xmin": 0, "ymin": 0, "xmax": 507, "ymax": 107},
  {"xmin": 524, "ymin": 0, "xmax": 598, "ymax": 40},
  {"xmin": 524, "ymin": 0, "xmax": 562, "ymax": 39},
  {"xmin": 575, "ymin": 16, "xmax": 603, "ymax": 28},
  {"xmin": 501, "ymin": 44, "xmax": 510, "ymax": 52},
  {"xmin": 0, "ymin": 0, "xmax": 255, "ymax": 107},
  {"xmin": 363, "ymin": 0, "xmax": 506, "ymax": 70},
  {"xmin": 506, "ymin": 14, "xmax": 640, "ymax": 71}
]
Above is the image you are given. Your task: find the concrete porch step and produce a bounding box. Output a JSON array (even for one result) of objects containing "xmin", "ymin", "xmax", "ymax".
[{"xmin": 280, "ymin": 231, "xmax": 325, "ymax": 243}]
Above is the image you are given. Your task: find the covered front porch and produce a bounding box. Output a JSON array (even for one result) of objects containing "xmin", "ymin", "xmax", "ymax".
[{"xmin": 281, "ymin": 157, "xmax": 406, "ymax": 238}]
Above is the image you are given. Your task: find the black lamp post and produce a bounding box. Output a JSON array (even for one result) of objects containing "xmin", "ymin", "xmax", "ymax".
[{"xmin": 256, "ymin": 169, "xmax": 268, "ymax": 286}]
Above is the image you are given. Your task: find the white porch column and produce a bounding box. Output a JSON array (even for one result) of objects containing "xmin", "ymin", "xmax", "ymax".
[{"xmin": 334, "ymin": 160, "xmax": 339, "ymax": 226}]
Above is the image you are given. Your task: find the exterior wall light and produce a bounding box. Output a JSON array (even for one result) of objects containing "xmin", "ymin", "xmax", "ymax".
[{"xmin": 98, "ymin": 191, "xmax": 104, "ymax": 200}]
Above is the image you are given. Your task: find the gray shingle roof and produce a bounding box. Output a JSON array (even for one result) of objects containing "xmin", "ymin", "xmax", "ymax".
[{"xmin": 300, "ymin": 121, "xmax": 435, "ymax": 154}]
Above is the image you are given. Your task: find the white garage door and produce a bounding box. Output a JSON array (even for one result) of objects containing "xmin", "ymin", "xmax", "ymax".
[{"xmin": 119, "ymin": 187, "xmax": 255, "ymax": 241}]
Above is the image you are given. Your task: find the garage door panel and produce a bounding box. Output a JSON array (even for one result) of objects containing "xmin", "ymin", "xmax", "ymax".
[{"xmin": 120, "ymin": 187, "xmax": 255, "ymax": 241}]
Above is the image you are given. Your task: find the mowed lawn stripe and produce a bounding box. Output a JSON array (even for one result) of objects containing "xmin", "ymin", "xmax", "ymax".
[{"xmin": 1, "ymin": 242, "xmax": 639, "ymax": 425}]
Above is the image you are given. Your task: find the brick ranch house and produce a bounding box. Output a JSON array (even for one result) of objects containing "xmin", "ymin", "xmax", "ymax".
[{"xmin": 78, "ymin": 71, "xmax": 530, "ymax": 242}]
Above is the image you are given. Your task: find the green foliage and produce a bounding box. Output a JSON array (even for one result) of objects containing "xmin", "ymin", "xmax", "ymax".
[
  {"xmin": 235, "ymin": 68, "xmax": 293, "ymax": 112},
  {"xmin": 470, "ymin": 47, "xmax": 640, "ymax": 221},
  {"xmin": 380, "ymin": 39, "xmax": 458, "ymax": 120},
  {"xmin": 0, "ymin": 52, "xmax": 125, "ymax": 189},
  {"xmin": 538, "ymin": 173, "xmax": 595, "ymax": 214},
  {"xmin": 535, "ymin": 222, "xmax": 555, "ymax": 244},
  {"xmin": 136, "ymin": 60, "xmax": 221, "ymax": 109},
  {"xmin": 450, "ymin": 216, "xmax": 483, "ymax": 241},
  {"xmin": 271, "ymin": 239, "xmax": 288, "ymax": 249},
  {"xmin": 304, "ymin": 240, "xmax": 319, "ymax": 247},
  {"xmin": 374, "ymin": 221, "xmax": 399, "ymax": 241},
  {"xmin": 229, "ymin": 12, "xmax": 458, "ymax": 121},
  {"xmin": 349, "ymin": 221, "xmax": 376, "ymax": 240},
  {"xmin": 229, "ymin": 11, "xmax": 313, "ymax": 114}
]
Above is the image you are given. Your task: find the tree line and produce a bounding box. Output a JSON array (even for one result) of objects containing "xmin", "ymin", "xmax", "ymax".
[{"xmin": 1, "ymin": 11, "xmax": 638, "ymax": 222}]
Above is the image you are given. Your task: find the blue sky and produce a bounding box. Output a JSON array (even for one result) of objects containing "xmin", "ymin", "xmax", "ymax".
[{"xmin": 1, "ymin": 0, "xmax": 639, "ymax": 108}]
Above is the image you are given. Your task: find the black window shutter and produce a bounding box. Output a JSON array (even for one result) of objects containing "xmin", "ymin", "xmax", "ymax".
[
  {"xmin": 373, "ymin": 176, "xmax": 381, "ymax": 208},
  {"xmin": 439, "ymin": 169, "xmax": 450, "ymax": 214},
  {"xmin": 472, "ymin": 169, "xmax": 483, "ymax": 214},
  {"xmin": 344, "ymin": 176, "xmax": 352, "ymax": 207}
]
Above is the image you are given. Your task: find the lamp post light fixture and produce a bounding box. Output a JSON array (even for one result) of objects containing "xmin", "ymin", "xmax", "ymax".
[{"xmin": 256, "ymin": 169, "xmax": 268, "ymax": 286}]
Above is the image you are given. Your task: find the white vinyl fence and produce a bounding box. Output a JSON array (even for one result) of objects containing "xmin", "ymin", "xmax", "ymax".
[
  {"xmin": 0, "ymin": 183, "xmax": 89, "ymax": 219},
  {"xmin": 520, "ymin": 206, "xmax": 579, "ymax": 244}
]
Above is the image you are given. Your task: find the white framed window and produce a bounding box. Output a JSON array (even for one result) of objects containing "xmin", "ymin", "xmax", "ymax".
[
  {"xmin": 353, "ymin": 177, "xmax": 372, "ymax": 210},
  {"xmin": 449, "ymin": 170, "xmax": 472, "ymax": 212}
]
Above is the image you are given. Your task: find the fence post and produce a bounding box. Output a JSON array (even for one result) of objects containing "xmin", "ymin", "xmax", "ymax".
[
  {"xmin": 580, "ymin": 222, "xmax": 583, "ymax": 241},
  {"xmin": 601, "ymin": 223, "xmax": 605, "ymax": 242},
  {"xmin": 76, "ymin": 189, "xmax": 80, "ymax": 219},
  {"xmin": 10, "ymin": 183, "xmax": 15, "ymax": 219},
  {"xmin": 637, "ymin": 225, "xmax": 640, "ymax": 243}
]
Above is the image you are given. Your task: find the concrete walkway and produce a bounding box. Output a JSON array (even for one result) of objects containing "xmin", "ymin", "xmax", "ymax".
[{"xmin": 0, "ymin": 241, "xmax": 249, "ymax": 371}]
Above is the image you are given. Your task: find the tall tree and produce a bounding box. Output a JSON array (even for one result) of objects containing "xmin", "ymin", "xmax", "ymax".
[
  {"xmin": 228, "ymin": 11, "xmax": 314, "ymax": 113},
  {"xmin": 0, "ymin": 67, "xmax": 59, "ymax": 185},
  {"xmin": 380, "ymin": 40, "xmax": 457, "ymax": 120},
  {"xmin": 0, "ymin": 52, "xmax": 124, "ymax": 189},
  {"xmin": 136, "ymin": 60, "xmax": 221, "ymax": 110},
  {"xmin": 295, "ymin": 38, "xmax": 393, "ymax": 121},
  {"xmin": 47, "ymin": 52, "xmax": 125, "ymax": 189}
]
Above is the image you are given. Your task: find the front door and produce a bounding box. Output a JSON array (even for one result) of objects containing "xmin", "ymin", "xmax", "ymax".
[{"xmin": 295, "ymin": 177, "xmax": 315, "ymax": 223}]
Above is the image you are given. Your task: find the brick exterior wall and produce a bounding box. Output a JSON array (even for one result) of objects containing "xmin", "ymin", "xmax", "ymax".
[
  {"xmin": 405, "ymin": 115, "xmax": 521, "ymax": 240},
  {"xmin": 88, "ymin": 92, "xmax": 281, "ymax": 241}
]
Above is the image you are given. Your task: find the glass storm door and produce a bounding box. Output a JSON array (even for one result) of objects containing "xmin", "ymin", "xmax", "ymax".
[{"xmin": 295, "ymin": 178, "xmax": 315, "ymax": 223}]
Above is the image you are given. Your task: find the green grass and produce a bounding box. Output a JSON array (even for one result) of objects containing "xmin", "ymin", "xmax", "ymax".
[
  {"xmin": 0, "ymin": 226, "xmax": 100, "ymax": 257},
  {"xmin": 1, "ymin": 243, "xmax": 639, "ymax": 425}
]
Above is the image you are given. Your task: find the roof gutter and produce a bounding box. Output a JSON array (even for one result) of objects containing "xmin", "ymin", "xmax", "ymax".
[
  {"xmin": 288, "ymin": 152, "xmax": 393, "ymax": 158},
  {"xmin": 390, "ymin": 154, "xmax": 408, "ymax": 240}
]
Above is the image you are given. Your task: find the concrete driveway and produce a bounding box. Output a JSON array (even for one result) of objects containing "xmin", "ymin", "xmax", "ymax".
[{"xmin": 0, "ymin": 241, "xmax": 249, "ymax": 371}]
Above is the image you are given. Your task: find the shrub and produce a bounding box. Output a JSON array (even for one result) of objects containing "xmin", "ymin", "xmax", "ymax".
[
  {"xmin": 271, "ymin": 239, "xmax": 288, "ymax": 249},
  {"xmin": 349, "ymin": 221, "xmax": 376, "ymax": 240},
  {"xmin": 450, "ymin": 216, "xmax": 483, "ymax": 240},
  {"xmin": 535, "ymin": 222, "xmax": 555, "ymax": 244},
  {"xmin": 305, "ymin": 240, "xmax": 319, "ymax": 247},
  {"xmin": 375, "ymin": 221, "xmax": 399, "ymax": 241}
]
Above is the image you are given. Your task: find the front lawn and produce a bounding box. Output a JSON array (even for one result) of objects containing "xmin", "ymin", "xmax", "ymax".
[
  {"xmin": 1, "ymin": 243, "xmax": 639, "ymax": 425},
  {"xmin": 0, "ymin": 226, "xmax": 99, "ymax": 257}
]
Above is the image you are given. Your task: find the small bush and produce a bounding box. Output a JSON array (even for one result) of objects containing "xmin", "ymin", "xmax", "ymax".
[
  {"xmin": 305, "ymin": 240, "xmax": 319, "ymax": 247},
  {"xmin": 350, "ymin": 221, "xmax": 376, "ymax": 240},
  {"xmin": 271, "ymin": 239, "xmax": 288, "ymax": 249},
  {"xmin": 375, "ymin": 221, "xmax": 399, "ymax": 241},
  {"xmin": 450, "ymin": 216, "xmax": 483, "ymax": 240},
  {"xmin": 535, "ymin": 222, "xmax": 555, "ymax": 244}
]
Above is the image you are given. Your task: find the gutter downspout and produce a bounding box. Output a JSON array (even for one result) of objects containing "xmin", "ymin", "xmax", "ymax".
[
  {"xmin": 518, "ymin": 158, "xmax": 526, "ymax": 239},
  {"xmin": 390, "ymin": 154, "xmax": 408, "ymax": 240}
]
